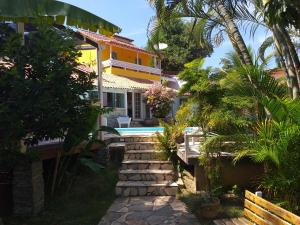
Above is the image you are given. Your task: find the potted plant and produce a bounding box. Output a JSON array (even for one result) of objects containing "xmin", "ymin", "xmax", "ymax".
[{"xmin": 194, "ymin": 192, "xmax": 221, "ymax": 219}]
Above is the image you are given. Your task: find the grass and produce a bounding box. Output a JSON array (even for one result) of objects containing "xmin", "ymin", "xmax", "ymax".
[{"xmin": 3, "ymin": 164, "xmax": 119, "ymax": 225}]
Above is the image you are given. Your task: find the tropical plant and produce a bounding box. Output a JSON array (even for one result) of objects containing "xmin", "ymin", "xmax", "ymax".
[
  {"xmin": 0, "ymin": 0, "xmax": 121, "ymax": 34},
  {"xmin": 251, "ymin": 0, "xmax": 300, "ymax": 99},
  {"xmin": 234, "ymin": 97, "xmax": 300, "ymax": 212},
  {"xmin": 147, "ymin": 18, "xmax": 212, "ymax": 72},
  {"xmin": 156, "ymin": 120, "xmax": 185, "ymax": 171},
  {"xmin": 0, "ymin": 25, "xmax": 96, "ymax": 152},
  {"xmin": 144, "ymin": 82, "xmax": 176, "ymax": 118},
  {"xmin": 262, "ymin": 0, "xmax": 300, "ymax": 30},
  {"xmin": 0, "ymin": 25, "xmax": 120, "ymax": 178},
  {"xmin": 149, "ymin": 0, "xmax": 300, "ymax": 98},
  {"xmin": 50, "ymin": 107, "xmax": 120, "ymax": 194},
  {"xmin": 217, "ymin": 50, "xmax": 300, "ymax": 211},
  {"xmin": 178, "ymin": 58, "xmax": 252, "ymax": 133},
  {"xmin": 148, "ymin": 0, "xmax": 254, "ymax": 66}
]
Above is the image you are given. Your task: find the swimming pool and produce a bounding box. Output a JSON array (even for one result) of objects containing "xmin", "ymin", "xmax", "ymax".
[{"xmin": 115, "ymin": 127, "xmax": 193, "ymax": 135}]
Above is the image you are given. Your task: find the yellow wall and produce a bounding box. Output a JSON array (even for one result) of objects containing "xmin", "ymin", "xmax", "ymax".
[
  {"xmin": 78, "ymin": 43, "xmax": 159, "ymax": 81},
  {"xmin": 104, "ymin": 67, "xmax": 160, "ymax": 81},
  {"xmin": 78, "ymin": 46, "xmax": 97, "ymax": 71},
  {"xmin": 110, "ymin": 46, "xmax": 152, "ymax": 67}
]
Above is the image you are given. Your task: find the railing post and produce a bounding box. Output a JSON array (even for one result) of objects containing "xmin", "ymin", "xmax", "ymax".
[
  {"xmin": 255, "ymin": 191, "xmax": 263, "ymax": 197},
  {"xmin": 184, "ymin": 132, "xmax": 189, "ymax": 162}
]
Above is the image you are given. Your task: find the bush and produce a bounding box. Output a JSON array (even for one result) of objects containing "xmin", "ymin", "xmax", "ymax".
[{"xmin": 145, "ymin": 83, "xmax": 176, "ymax": 118}]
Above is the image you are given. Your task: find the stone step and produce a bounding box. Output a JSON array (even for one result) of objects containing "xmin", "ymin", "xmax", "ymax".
[
  {"xmin": 119, "ymin": 169, "xmax": 174, "ymax": 181},
  {"xmin": 115, "ymin": 181, "xmax": 178, "ymax": 196},
  {"xmin": 109, "ymin": 136, "xmax": 158, "ymax": 145},
  {"xmin": 122, "ymin": 160, "xmax": 173, "ymax": 170},
  {"xmin": 122, "ymin": 136, "xmax": 158, "ymax": 143},
  {"xmin": 124, "ymin": 150, "xmax": 164, "ymax": 160},
  {"xmin": 125, "ymin": 142, "xmax": 159, "ymax": 151}
]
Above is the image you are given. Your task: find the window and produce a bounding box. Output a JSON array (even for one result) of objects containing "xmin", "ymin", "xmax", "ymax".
[
  {"xmin": 112, "ymin": 51, "xmax": 118, "ymax": 60},
  {"xmin": 115, "ymin": 93, "xmax": 125, "ymax": 108},
  {"xmin": 103, "ymin": 92, "xmax": 125, "ymax": 108},
  {"xmin": 135, "ymin": 57, "xmax": 142, "ymax": 65},
  {"xmin": 105, "ymin": 92, "xmax": 114, "ymax": 107}
]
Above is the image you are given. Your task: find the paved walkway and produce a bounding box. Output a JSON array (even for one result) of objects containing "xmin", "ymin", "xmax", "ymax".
[{"xmin": 99, "ymin": 196, "xmax": 199, "ymax": 225}]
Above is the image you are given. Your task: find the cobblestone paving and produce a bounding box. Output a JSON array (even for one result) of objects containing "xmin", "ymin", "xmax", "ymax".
[{"xmin": 99, "ymin": 196, "xmax": 200, "ymax": 225}]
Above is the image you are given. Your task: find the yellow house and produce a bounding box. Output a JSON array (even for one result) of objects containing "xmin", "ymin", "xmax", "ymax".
[{"xmin": 77, "ymin": 29, "xmax": 163, "ymax": 126}]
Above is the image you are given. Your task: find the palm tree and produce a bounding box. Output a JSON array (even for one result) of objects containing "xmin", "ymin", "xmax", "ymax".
[
  {"xmin": 148, "ymin": 0, "xmax": 253, "ymax": 66},
  {"xmin": 149, "ymin": 0, "xmax": 300, "ymax": 99},
  {"xmin": 235, "ymin": 0, "xmax": 300, "ymax": 99}
]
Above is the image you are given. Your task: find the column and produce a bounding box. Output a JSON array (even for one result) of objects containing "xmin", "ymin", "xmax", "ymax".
[
  {"xmin": 109, "ymin": 45, "xmax": 112, "ymax": 60},
  {"xmin": 97, "ymin": 44, "xmax": 104, "ymax": 140},
  {"xmin": 125, "ymin": 91, "xmax": 128, "ymax": 116},
  {"xmin": 132, "ymin": 91, "xmax": 135, "ymax": 120}
]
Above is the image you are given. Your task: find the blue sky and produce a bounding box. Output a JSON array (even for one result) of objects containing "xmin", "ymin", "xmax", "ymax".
[{"xmin": 61, "ymin": 0, "xmax": 272, "ymax": 68}]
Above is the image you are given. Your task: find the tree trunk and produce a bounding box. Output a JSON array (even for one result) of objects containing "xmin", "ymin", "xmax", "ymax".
[
  {"xmin": 276, "ymin": 25, "xmax": 300, "ymax": 82},
  {"xmin": 272, "ymin": 25, "xmax": 299, "ymax": 99},
  {"xmin": 216, "ymin": 3, "xmax": 253, "ymax": 66}
]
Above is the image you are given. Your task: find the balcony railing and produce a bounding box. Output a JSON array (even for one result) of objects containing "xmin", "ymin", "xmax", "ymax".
[{"xmin": 102, "ymin": 59, "xmax": 161, "ymax": 75}]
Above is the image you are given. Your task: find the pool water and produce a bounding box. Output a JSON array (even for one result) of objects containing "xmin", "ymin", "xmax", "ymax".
[{"xmin": 115, "ymin": 127, "xmax": 193, "ymax": 135}]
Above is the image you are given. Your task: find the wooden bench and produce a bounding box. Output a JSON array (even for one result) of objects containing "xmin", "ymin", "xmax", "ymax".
[{"xmin": 214, "ymin": 190, "xmax": 300, "ymax": 225}]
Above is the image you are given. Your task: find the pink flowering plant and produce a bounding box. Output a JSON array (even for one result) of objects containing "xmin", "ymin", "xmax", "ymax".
[{"xmin": 144, "ymin": 83, "xmax": 176, "ymax": 118}]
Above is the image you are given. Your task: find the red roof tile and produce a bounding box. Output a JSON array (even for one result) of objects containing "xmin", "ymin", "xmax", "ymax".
[{"xmin": 78, "ymin": 29, "xmax": 155, "ymax": 56}]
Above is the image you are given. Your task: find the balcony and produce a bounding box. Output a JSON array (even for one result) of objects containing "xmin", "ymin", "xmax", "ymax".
[{"xmin": 102, "ymin": 59, "xmax": 161, "ymax": 75}]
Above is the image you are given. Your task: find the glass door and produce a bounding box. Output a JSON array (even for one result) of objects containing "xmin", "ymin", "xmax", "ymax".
[
  {"xmin": 127, "ymin": 92, "xmax": 133, "ymax": 118},
  {"xmin": 134, "ymin": 93, "xmax": 141, "ymax": 119}
]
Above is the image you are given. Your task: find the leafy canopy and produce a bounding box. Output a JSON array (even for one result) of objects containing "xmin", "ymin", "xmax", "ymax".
[
  {"xmin": 0, "ymin": 25, "xmax": 97, "ymax": 152},
  {"xmin": 147, "ymin": 18, "xmax": 211, "ymax": 72}
]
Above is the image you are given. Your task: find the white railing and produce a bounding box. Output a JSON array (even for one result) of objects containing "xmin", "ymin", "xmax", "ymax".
[{"xmin": 102, "ymin": 59, "xmax": 161, "ymax": 75}]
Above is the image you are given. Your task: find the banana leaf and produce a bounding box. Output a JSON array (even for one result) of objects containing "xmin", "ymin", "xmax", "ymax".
[{"xmin": 0, "ymin": 0, "xmax": 121, "ymax": 35}]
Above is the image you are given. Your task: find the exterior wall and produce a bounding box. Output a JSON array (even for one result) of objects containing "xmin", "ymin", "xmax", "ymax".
[
  {"xmin": 194, "ymin": 157, "xmax": 264, "ymax": 191},
  {"xmin": 110, "ymin": 46, "xmax": 152, "ymax": 67},
  {"xmin": 78, "ymin": 46, "xmax": 97, "ymax": 71},
  {"xmin": 104, "ymin": 67, "xmax": 160, "ymax": 81},
  {"xmin": 78, "ymin": 44, "xmax": 159, "ymax": 81},
  {"xmin": 78, "ymin": 44, "xmax": 154, "ymax": 69}
]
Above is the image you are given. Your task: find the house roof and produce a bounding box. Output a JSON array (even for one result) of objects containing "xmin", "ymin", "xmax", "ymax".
[
  {"xmin": 102, "ymin": 73, "xmax": 156, "ymax": 90},
  {"xmin": 76, "ymin": 63, "xmax": 94, "ymax": 74},
  {"xmin": 76, "ymin": 64, "xmax": 180, "ymax": 91},
  {"xmin": 77, "ymin": 29, "xmax": 155, "ymax": 56}
]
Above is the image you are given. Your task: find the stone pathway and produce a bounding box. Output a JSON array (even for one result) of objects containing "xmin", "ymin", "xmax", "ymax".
[{"xmin": 98, "ymin": 196, "xmax": 199, "ymax": 225}]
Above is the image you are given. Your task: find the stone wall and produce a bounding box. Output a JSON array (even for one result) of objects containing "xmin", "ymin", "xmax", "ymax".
[{"xmin": 13, "ymin": 160, "xmax": 44, "ymax": 215}]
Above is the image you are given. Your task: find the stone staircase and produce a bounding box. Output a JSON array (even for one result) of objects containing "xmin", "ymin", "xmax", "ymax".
[{"xmin": 115, "ymin": 136, "xmax": 178, "ymax": 197}]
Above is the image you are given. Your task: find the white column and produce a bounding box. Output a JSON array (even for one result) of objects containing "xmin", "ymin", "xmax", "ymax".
[
  {"xmin": 153, "ymin": 56, "xmax": 157, "ymax": 68},
  {"xmin": 97, "ymin": 44, "xmax": 104, "ymax": 140},
  {"xmin": 132, "ymin": 91, "xmax": 135, "ymax": 120},
  {"xmin": 125, "ymin": 91, "xmax": 128, "ymax": 116},
  {"xmin": 109, "ymin": 45, "xmax": 112, "ymax": 59}
]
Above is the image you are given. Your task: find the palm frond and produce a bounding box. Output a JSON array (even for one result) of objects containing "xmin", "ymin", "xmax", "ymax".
[{"xmin": 258, "ymin": 36, "xmax": 274, "ymax": 61}]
